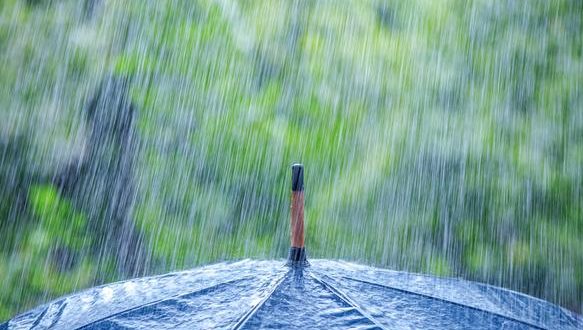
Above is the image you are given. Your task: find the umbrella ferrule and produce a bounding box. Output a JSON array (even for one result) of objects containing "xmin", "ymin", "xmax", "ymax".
[{"xmin": 292, "ymin": 164, "xmax": 304, "ymax": 192}]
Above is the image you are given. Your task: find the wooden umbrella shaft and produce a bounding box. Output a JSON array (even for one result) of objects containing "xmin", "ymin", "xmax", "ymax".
[{"xmin": 291, "ymin": 191, "xmax": 304, "ymax": 248}]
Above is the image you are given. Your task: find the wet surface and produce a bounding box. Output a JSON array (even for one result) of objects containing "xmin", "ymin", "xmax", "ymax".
[{"xmin": 2, "ymin": 260, "xmax": 581, "ymax": 329}]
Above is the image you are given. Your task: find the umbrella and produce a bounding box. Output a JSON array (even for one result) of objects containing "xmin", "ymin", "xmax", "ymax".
[
  {"xmin": 2, "ymin": 165, "xmax": 582, "ymax": 329},
  {"xmin": 2, "ymin": 259, "xmax": 581, "ymax": 329}
]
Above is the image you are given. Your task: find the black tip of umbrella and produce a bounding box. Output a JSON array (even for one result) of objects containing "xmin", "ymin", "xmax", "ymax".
[{"xmin": 291, "ymin": 163, "xmax": 303, "ymax": 192}]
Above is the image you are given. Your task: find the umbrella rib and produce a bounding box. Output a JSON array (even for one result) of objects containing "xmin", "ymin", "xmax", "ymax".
[
  {"xmin": 309, "ymin": 273, "xmax": 389, "ymax": 330},
  {"xmin": 231, "ymin": 271, "xmax": 290, "ymax": 330},
  {"xmin": 76, "ymin": 276, "xmax": 253, "ymax": 330},
  {"xmin": 338, "ymin": 275, "xmax": 547, "ymax": 330}
]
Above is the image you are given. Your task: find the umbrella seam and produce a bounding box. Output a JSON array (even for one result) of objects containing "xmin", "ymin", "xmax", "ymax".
[
  {"xmin": 309, "ymin": 273, "xmax": 389, "ymax": 330},
  {"xmin": 230, "ymin": 271, "xmax": 290, "ymax": 330},
  {"xmin": 338, "ymin": 275, "xmax": 548, "ymax": 330}
]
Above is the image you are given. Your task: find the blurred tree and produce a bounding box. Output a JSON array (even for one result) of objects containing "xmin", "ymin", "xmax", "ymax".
[{"xmin": 56, "ymin": 76, "xmax": 145, "ymax": 276}]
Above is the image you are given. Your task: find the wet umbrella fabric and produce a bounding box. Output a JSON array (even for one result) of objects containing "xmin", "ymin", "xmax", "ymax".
[{"xmin": 2, "ymin": 260, "xmax": 581, "ymax": 330}]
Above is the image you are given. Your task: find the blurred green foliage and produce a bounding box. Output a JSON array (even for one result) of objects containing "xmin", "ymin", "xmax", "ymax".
[
  {"xmin": 28, "ymin": 184, "xmax": 88, "ymax": 250},
  {"xmin": 1, "ymin": 0, "xmax": 582, "ymax": 321}
]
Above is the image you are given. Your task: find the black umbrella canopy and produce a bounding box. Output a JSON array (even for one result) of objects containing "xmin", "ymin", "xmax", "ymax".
[{"xmin": 1, "ymin": 259, "xmax": 581, "ymax": 329}]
